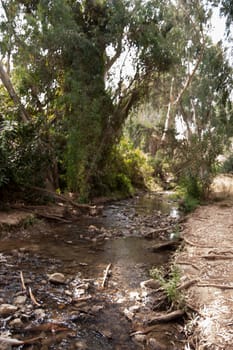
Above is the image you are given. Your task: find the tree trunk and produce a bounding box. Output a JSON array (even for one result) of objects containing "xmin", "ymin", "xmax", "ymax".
[{"xmin": 0, "ymin": 61, "xmax": 30, "ymax": 123}]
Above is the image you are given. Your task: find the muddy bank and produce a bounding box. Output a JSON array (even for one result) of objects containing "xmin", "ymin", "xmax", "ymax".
[{"xmin": 0, "ymin": 193, "xmax": 186, "ymax": 349}]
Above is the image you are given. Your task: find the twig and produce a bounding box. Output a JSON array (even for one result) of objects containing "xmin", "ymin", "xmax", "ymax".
[
  {"xmin": 183, "ymin": 237, "xmax": 215, "ymax": 248},
  {"xmin": 102, "ymin": 263, "xmax": 112, "ymax": 288},
  {"xmin": 176, "ymin": 260, "xmax": 200, "ymax": 271},
  {"xmin": 29, "ymin": 287, "xmax": 40, "ymax": 306},
  {"xmin": 0, "ymin": 336, "xmax": 42, "ymax": 345},
  {"xmin": 20, "ymin": 271, "xmax": 26, "ymax": 290},
  {"xmin": 201, "ymin": 254, "xmax": 233, "ymax": 260},
  {"xmin": 197, "ymin": 283, "xmax": 233, "ymax": 289},
  {"xmin": 145, "ymin": 226, "xmax": 174, "ymax": 238}
]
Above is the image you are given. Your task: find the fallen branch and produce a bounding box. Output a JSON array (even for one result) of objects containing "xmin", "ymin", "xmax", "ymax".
[
  {"xmin": 183, "ymin": 237, "xmax": 215, "ymax": 248},
  {"xmin": 0, "ymin": 336, "xmax": 42, "ymax": 345},
  {"xmin": 131, "ymin": 309, "xmax": 185, "ymax": 335},
  {"xmin": 176, "ymin": 260, "xmax": 200, "ymax": 271},
  {"xmin": 146, "ymin": 309, "xmax": 185, "ymax": 326},
  {"xmin": 201, "ymin": 254, "xmax": 233, "ymax": 260},
  {"xmin": 29, "ymin": 287, "xmax": 41, "ymax": 306},
  {"xmin": 197, "ymin": 283, "xmax": 233, "ymax": 290},
  {"xmin": 145, "ymin": 226, "xmax": 174, "ymax": 238},
  {"xmin": 102, "ymin": 263, "xmax": 112, "ymax": 288},
  {"xmin": 20, "ymin": 271, "xmax": 26, "ymax": 291},
  {"xmin": 177, "ymin": 278, "xmax": 199, "ymax": 291},
  {"xmin": 27, "ymin": 186, "xmax": 98, "ymax": 213},
  {"xmin": 150, "ymin": 240, "xmax": 180, "ymax": 252}
]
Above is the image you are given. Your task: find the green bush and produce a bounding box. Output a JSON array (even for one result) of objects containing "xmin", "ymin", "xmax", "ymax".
[{"xmin": 94, "ymin": 137, "xmax": 154, "ymax": 197}]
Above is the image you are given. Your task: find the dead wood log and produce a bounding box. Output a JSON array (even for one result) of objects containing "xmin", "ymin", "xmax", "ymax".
[
  {"xmin": 177, "ymin": 278, "xmax": 198, "ymax": 291},
  {"xmin": 144, "ymin": 226, "xmax": 174, "ymax": 238},
  {"xmin": 25, "ymin": 186, "xmax": 103, "ymax": 215},
  {"xmin": 131, "ymin": 310, "xmax": 185, "ymax": 336},
  {"xmin": 146, "ymin": 309, "xmax": 185, "ymax": 326},
  {"xmin": 150, "ymin": 240, "xmax": 180, "ymax": 252}
]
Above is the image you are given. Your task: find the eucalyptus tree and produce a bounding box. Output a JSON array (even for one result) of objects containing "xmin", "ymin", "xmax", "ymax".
[{"xmin": 0, "ymin": 0, "xmax": 179, "ymax": 198}]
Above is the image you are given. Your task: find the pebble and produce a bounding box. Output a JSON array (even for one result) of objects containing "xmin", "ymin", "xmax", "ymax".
[
  {"xmin": 14, "ymin": 295, "xmax": 27, "ymax": 305},
  {"xmin": 133, "ymin": 334, "xmax": 147, "ymax": 345},
  {"xmin": 75, "ymin": 340, "xmax": 88, "ymax": 349},
  {"xmin": 0, "ymin": 304, "xmax": 18, "ymax": 316},
  {"xmin": 48, "ymin": 272, "xmax": 66, "ymax": 284},
  {"xmin": 9, "ymin": 317, "xmax": 23, "ymax": 328},
  {"xmin": 147, "ymin": 338, "xmax": 166, "ymax": 350},
  {"xmin": 34, "ymin": 308, "xmax": 46, "ymax": 320}
]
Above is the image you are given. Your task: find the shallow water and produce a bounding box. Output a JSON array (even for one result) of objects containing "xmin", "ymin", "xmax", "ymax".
[{"xmin": 0, "ymin": 192, "xmax": 183, "ymax": 349}]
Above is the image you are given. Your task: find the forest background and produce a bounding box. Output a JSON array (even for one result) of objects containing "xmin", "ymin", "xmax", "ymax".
[{"xmin": 0, "ymin": 0, "xmax": 233, "ymax": 206}]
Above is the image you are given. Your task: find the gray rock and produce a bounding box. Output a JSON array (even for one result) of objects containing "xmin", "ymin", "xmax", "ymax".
[
  {"xmin": 75, "ymin": 340, "xmax": 88, "ymax": 349},
  {"xmin": 48, "ymin": 273, "xmax": 66, "ymax": 284},
  {"xmin": 9, "ymin": 318, "xmax": 23, "ymax": 328},
  {"xmin": 147, "ymin": 338, "xmax": 166, "ymax": 350},
  {"xmin": 34, "ymin": 308, "xmax": 46, "ymax": 320},
  {"xmin": 14, "ymin": 296, "xmax": 27, "ymax": 305},
  {"xmin": 0, "ymin": 304, "xmax": 18, "ymax": 316}
]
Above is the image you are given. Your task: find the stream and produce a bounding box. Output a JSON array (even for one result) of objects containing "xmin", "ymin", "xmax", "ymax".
[{"xmin": 0, "ymin": 192, "xmax": 185, "ymax": 350}]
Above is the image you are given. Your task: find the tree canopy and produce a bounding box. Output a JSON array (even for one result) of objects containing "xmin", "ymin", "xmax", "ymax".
[{"xmin": 0, "ymin": 0, "xmax": 232, "ymax": 201}]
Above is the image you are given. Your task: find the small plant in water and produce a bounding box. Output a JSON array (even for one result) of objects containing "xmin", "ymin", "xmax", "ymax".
[
  {"xmin": 150, "ymin": 264, "xmax": 183, "ymax": 307},
  {"xmin": 21, "ymin": 214, "xmax": 38, "ymax": 228}
]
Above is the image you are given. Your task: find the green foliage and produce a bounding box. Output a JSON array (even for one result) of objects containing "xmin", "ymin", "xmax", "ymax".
[
  {"xmin": 150, "ymin": 265, "xmax": 183, "ymax": 306},
  {"xmin": 220, "ymin": 154, "xmax": 233, "ymax": 173},
  {"xmin": 0, "ymin": 120, "xmax": 52, "ymax": 188},
  {"xmin": 94, "ymin": 137, "xmax": 154, "ymax": 197}
]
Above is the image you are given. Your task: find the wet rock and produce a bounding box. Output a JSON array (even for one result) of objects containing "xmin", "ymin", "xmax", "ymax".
[
  {"xmin": 132, "ymin": 334, "xmax": 147, "ymax": 345},
  {"xmin": 123, "ymin": 308, "xmax": 134, "ymax": 321},
  {"xmin": 14, "ymin": 295, "xmax": 27, "ymax": 305},
  {"xmin": 34, "ymin": 308, "xmax": 46, "ymax": 320},
  {"xmin": 9, "ymin": 317, "xmax": 23, "ymax": 328},
  {"xmin": 100, "ymin": 329, "xmax": 112, "ymax": 338},
  {"xmin": 0, "ymin": 304, "xmax": 18, "ymax": 316},
  {"xmin": 48, "ymin": 272, "xmax": 66, "ymax": 284},
  {"xmin": 75, "ymin": 340, "xmax": 88, "ymax": 349},
  {"xmin": 91, "ymin": 305, "xmax": 104, "ymax": 313},
  {"xmin": 147, "ymin": 338, "xmax": 166, "ymax": 350}
]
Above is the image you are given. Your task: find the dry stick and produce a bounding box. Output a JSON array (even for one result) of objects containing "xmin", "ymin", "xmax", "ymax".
[
  {"xmin": 0, "ymin": 336, "xmax": 42, "ymax": 345},
  {"xmin": 102, "ymin": 263, "xmax": 112, "ymax": 288},
  {"xmin": 183, "ymin": 237, "xmax": 215, "ymax": 248},
  {"xmin": 176, "ymin": 260, "xmax": 200, "ymax": 271},
  {"xmin": 145, "ymin": 226, "xmax": 173, "ymax": 237},
  {"xmin": 201, "ymin": 254, "xmax": 233, "ymax": 260},
  {"xmin": 20, "ymin": 271, "xmax": 26, "ymax": 291},
  {"xmin": 29, "ymin": 287, "xmax": 41, "ymax": 306},
  {"xmin": 197, "ymin": 283, "xmax": 233, "ymax": 290}
]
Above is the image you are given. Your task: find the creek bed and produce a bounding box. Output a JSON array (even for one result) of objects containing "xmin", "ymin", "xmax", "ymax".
[{"xmin": 0, "ymin": 192, "xmax": 185, "ymax": 350}]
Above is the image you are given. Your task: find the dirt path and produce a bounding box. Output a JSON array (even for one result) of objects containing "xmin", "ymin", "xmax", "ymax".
[{"xmin": 176, "ymin": 181, "xmax": 233, "ymax": 349}]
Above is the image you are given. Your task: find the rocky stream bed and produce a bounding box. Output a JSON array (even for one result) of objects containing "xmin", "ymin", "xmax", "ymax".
[{"xmin": 0, "ymin": 192, "xmax": 188, "ymax": 350}]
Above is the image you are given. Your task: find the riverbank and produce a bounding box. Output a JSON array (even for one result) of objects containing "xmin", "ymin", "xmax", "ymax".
[{"xmin": 175, "ymin": 175, "xmax": 233, "ymax": 349}]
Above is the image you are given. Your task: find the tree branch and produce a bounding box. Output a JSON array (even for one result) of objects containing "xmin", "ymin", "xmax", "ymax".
[{"xmin": 0, "ymin": 61, "xmax": 30, "ymax": 123}]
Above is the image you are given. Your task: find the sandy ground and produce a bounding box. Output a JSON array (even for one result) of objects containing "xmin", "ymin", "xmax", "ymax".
[{"xmin": 176, "ymin": 175, "xmax": 233, "ymax": 349}]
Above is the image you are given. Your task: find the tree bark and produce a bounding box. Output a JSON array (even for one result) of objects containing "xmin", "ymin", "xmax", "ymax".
[{"xmin": 0, "ymin": 61, "xmax": 30, "ymax": 123}]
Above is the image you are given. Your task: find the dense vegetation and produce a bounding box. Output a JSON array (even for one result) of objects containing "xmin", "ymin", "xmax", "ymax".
[{"xmin": 0, "ymin": 0, "xmax": 232, "ymax": 203}]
